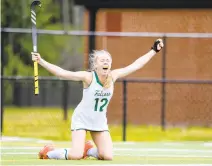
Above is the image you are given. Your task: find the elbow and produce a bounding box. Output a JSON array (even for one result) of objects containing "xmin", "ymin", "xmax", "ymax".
[
  {"xmin": 55, "ymin": 73, "xmax": 62, "ymax": 78},
  {"xmin": 54, "ymin": 70, "xmax": 65, "ymax": 78},
  {"xmin": 56, "ymin": 72, "xmax": 66, "ymax": 78}
]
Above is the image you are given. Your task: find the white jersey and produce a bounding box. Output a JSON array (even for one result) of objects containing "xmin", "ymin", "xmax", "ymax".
[{"xmin": 71, "ymin": 71, "xmax": 114, "ymax": 131}]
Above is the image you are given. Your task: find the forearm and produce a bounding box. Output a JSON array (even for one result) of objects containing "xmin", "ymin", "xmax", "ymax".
[
  {"xmin": 112, "ymin": 50, "xmax": 157, "ymax": 80},
  {"xmin": 112, "ymin": 39, "xmax": 163, "ymax": 80},
  {"xmin": 133, "ymin": 50, "xmax": 156, "ymax": 70},
  {"xmin": 39, "ymin": 58, "xmax": 65, "ymax": 77}
]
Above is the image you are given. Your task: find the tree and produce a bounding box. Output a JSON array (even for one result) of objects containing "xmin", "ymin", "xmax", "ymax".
[
  {"xmin": 1, "ymin": 0, "xmax": 75, "ymax": 76},
  {"xmin": 1, "ymin": 0, "xmax": 82, "ymax": 105}
]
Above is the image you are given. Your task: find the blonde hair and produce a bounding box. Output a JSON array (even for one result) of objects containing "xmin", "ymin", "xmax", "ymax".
[{"xmin": 89, "ymin": 50, "xmax": 113, "ymax": 89}]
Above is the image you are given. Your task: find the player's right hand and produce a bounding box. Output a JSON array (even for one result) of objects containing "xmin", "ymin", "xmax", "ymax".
[{"xmin": 31, "ymin": 52, "xmax": 41, "ymax": 63}]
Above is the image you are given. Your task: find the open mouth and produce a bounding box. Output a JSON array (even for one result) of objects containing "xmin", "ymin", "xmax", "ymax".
[
  {"xmin": 103, "ymin": 67, "xmax": 108, "ymax": 71},
  {"xmin": 103, "ymin": 65, "xmax": 109, "ymax": 71},
  {"xmin": 103, "ymin": 67, "xmax": 108, "ymax": 70}
]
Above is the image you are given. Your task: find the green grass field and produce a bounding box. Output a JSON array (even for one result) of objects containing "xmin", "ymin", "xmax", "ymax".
[
  {"xmin": 2, "ymin": 107, "xmax": 212, "ymax": 166},
  {"xmin": 3, "ymin": 107, "xmax": 212, "ymax": 141},
  {"xmin": 1, "ymin": 136, "xmax": 212, "ymax": 166}
]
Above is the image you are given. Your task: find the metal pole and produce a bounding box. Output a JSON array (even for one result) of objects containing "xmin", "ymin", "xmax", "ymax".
[
  {"xmin": 122, "ymin": 80, "xmax": 127, "ymax": 141},
  {"xmin": 1, "ymin": 33, "xmax": 4, "ymax": 134},
  {"xmin": 88, "ymin": 8, "xmax": 97, "ymax": 68},
  {"xmin": 62, "ymin": 80, "xmax": 69, "ymax": 120},
  {"xmin": 62, "ymin": 0, "xmax": 70, "ymax": 31},
  {"xmin": 27, "ymin": 80, "xmax": 31, "ymax": 106},
  {"xmin": 42, "ymin": 81, "xmax": 47, "ymax": 107},
  {"xmin": 161, "ymin": 36, "xmax": 167, "ymax": 131}
]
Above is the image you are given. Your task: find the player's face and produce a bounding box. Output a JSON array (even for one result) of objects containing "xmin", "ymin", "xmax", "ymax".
[{"xmin": 95, "ymin": 53, "xmax": 112, "ymax": 76}]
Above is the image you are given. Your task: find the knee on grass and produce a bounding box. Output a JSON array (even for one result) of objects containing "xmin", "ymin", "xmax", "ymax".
[
  {"xmin": 98, "ymin": 153, "xmax": 113, "ymax": 160},
  {"xmin": 68, "ymin": 151, "xmax": 83, "ymax": 160}
]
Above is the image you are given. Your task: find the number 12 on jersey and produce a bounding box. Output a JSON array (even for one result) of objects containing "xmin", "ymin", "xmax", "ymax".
[{"xmin": 94, "ymin": 98, "xmax": 108, "ymax": 112}]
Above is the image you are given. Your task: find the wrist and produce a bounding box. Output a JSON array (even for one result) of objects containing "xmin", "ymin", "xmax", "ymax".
[
  {"xmin": 39, "ymin": 58, "xmax": 45, "ymax": 65},
  {"xmin": 150, "ymin": 49, "xmax": 157, "ymax": 55}
]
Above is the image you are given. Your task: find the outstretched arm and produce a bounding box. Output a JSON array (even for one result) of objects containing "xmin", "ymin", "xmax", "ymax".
[
  {"xmin": 31, "ymin": 52, "xmax": 90, "ymax": 82},
  {"xmin": 111, "ymin": 39, "xmax": 164, "ymax": 81}
]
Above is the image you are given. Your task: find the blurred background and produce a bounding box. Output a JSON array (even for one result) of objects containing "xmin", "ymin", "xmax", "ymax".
[{"xmin": 1, "ymin": 0, "xmax": 212, "ymax": 142}]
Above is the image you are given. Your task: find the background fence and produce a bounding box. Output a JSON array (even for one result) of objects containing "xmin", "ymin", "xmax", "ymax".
[
  {"xmin": 2, "ymin": 30, "xmax": 212, "ymax": 140},
  {"xmin": 1, "ymin": 0, "xmax": 212, "ymax": 141},
  {"xmin": 2, "ymin": 69, "xmax": 212, "ymax": 141}
]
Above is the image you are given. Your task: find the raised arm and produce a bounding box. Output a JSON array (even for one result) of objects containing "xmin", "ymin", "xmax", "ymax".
[
  {"xmin": 111, "ymin": 39, "xmax": 164, "ymax": 81},
  {"xmin": 31, "ymin": 52, "xmax": 90, "ymax": 82}
]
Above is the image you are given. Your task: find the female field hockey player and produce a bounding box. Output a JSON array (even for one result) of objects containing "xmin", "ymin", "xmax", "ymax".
[{"xmin": 32, "ymin": 39, "xmax": 164, "ymax": 160}]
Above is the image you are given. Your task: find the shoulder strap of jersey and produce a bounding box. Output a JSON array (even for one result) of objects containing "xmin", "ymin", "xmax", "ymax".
[{"xmin": 94, "ymin": 71, "xmax": 103, "ymax": 87}]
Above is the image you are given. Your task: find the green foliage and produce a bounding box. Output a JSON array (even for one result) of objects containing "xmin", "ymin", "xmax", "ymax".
[
  {"xmin": 1, "ymin": 0, "xmax": 75, "ymax": 76},
  {"xmin": 3, "ymin": 107, "xmax": 212, "ymax": 141},
  {"xmin": 1, "ymin": 0, "xmax": 84, "ymax": 105},
  {"xmin": 4, "ymin": 46, "xmax": 33, "ymax": 76}
]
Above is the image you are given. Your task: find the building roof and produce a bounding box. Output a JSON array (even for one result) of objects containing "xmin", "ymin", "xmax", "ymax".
[{"xmin": 74, "ymin": 0, "xmax": 212, "ymax": 9}]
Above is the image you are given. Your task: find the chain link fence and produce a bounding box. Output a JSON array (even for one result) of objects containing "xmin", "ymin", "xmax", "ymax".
[{"xmin": 1, "ymin": 3, "xmax": 212, "ymax": 140}]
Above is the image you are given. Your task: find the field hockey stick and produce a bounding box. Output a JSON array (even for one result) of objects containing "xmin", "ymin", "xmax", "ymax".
[{"xmin": 31, "ymin": 0, "xmax": 41, "ymax": 95}]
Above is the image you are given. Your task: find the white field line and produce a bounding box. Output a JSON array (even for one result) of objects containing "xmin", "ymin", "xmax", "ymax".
[
  {"xmin": 1, "ymin": 152, "xmax": 212, "ymax": 158},
  {"xmin": 113, "ymin": 142, "xmax": 136, "ymax": 145},
  {"xmin": 1, "ymin": 147, "xmax": 43, "ymax": 149},
  {"xmin": 2, "ymin": 136, "xmax": 212, "ymax": 144},
  {"xmin": 3, "ymin": 164, "xmax": 211, "ymax": 166},
  {"xmin": 204, "ymin": 143, "xmax": 212, "ymax": 147},
  {"xmin": 162, "ymin": 143, "xmax": 185, "ymax": 146},
  {"xmin": 114, "ymin": 153, "xmax": 212, "ymax": 158},
  {"xmin": 1, "ymin": 147, "xmax": 212, "ymax": 153},
  {"xmin": 114, "ymin": 148, "xmax": 212, "ymax": 153},
  {"xmin": 1, "ymin": 136, "xmax": 40, "ymax": 142},
  {"xmin": 2, "ymin": 136, "xmax": 212, "ymax": 147}
]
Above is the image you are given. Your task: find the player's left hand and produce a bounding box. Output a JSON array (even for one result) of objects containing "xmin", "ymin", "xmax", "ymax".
[{"xmin": 151, "ymin": 39, "xmax": 164, "ymax": 53}]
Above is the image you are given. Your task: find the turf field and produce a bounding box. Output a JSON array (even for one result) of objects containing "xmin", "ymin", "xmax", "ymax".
[
  {"xmin": 3, "ymin": 107, "xmax": 212, "ymax": 141},
  {"xmin": 1, "ymin": 136, "xmax": 212, "ymax": 166}
]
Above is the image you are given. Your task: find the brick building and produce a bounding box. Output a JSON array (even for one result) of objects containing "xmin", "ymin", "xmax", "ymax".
[{"xmin": 84, "ymin": 9, "xmax": 212, "ymax": 126}]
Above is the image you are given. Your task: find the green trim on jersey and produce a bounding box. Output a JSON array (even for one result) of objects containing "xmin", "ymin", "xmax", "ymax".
[
  {"xmin": 64, "ymin": 149, "xmax": 68, "ymax": 160},
  {"xmin": 94, "ymin": 71, "xmax": 103, "ymax": 87},
  {"xmin": 71, "ymin": 128, "xmax": 109, "ymax": 132}
]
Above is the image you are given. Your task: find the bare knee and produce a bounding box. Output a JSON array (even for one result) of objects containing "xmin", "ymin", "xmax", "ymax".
[
  {"xmin": 103, "ymin": 155, "xmax": 113, "ymax": 160},
  {"xmin": 68, "ymin": 151, "xmax": 83, "ymax": 160},
  {"xmin": 68, "ymin": 155, "xmax": 83, "ymax": 160},
  {"xmin": 98, "ymin": 152, "xmax": 113, "ymax": 160}
]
